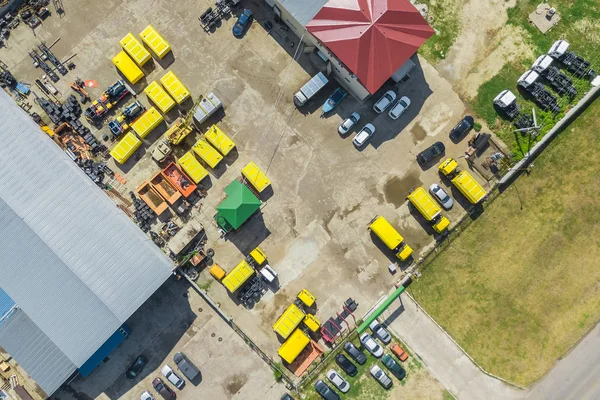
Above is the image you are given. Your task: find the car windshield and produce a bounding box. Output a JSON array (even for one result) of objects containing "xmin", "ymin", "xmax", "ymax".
[
  {"xmin": 362, "ymin": 127, "xmax": 372, "ymax": 135},
  {"xmin": 399, "ymin": 99, "xmax": 408, "ymax": 107},
  {"xmin": 385, "ymin": 93, "xmax": 393, "ymax": 101}
]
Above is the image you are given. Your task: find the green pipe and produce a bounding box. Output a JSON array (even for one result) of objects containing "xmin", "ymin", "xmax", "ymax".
[{"xmin": 358, "ymin": 277, "xmax": 411, "ymax": 334}]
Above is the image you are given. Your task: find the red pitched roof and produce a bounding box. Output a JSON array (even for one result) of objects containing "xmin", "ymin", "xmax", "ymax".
[{"xmin": 306, "ymin": 0, "xmax": 434, "ymax": 94}]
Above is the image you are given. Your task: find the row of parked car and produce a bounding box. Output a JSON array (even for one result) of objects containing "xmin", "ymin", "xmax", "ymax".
[
  {"xmin": 125, "ymin": 352, "xmax": 200, "ymax": 400},
  {"xmin": 338, "ymin": 90, "xmax": 412, "ymax": 148},
  {"xmin": 312, "ymin": 320, "xmax": 410, "ymax": 399}
]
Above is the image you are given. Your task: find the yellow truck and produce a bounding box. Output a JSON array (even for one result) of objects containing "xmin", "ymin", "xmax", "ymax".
[
  {"xmin": 110, "ymin": 131, "xmax": 142, "ymax": 164},
  {"xmin": 407, "ymin": 186, "xmax": 450, "ymax": 233},
  {"xmin": 222, "ymin": 260, "xmax": 255, "ymax": 293},
  {"xmin": 193, "ymin": 139, "xmax": 223, "ymax": 168},
  {"xmin": 120, "ymin": 33, "xmax": 151, "ymax": 66},
  {"xmin": 439, "ymin": 158, "xmax": 487, "ymax": 204},
  {"xmin": 205, "ymin": 124, "xmax": 235, "ymax": 156},
  {"xmin": 278, "ymin": 329, "xmax": 310, "ymax": 364},
  {"xmin": 144, "ymin": 81, "xmax": 176, "ymax": 113},
  {"xmin": 140, "ymin": 25, "xmax": 171, "ymax": 59},
  {"xmin": 160, "ymin": 71, "xmax": 190, "ymax": 104},
  {"xmin": 131, "ymin": 107, "xmax": 164, "ymax": 138},
  {"xmin": 368, "ymin": 216, "xmax": 413, "ymax": 261},
  {"xmin": 178, "ymin": 151, "xmax": 209, "ymax": 183},
  {"xmin": 273, "ymin": 303, "xmax": 305, "ymax": 339},
  {"xmin": 112, "ymin": 51, "xmax": 144, "ymax": 84},
  {"xmin": 241, "ymin": 161, "xmax": 271, "ymax": 193}
]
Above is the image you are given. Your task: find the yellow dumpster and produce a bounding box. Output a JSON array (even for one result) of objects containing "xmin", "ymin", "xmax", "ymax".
[
  {"xmin": 110, "ymin": 132, "xmax": 142, "ymax": 164},
  {"xmin": 144, "ymin": 81, "xmax": 176, "ymax": 114},
  {"xmin": 241, "ymin": 161, "xmax": 271, "ymax": 193},
  {"xmin": 222, "ymin": 260, "xmax": 255, "ymax": 293},
  {"xmin": 192, "ymin": 139, "xmax": 223, "ymax": 168},
  {"xmin": 278, "ymin": 329, "xmax": 310, "ymax": 364},
  {"xmin": 131, "ymin": 107, "xmax": 164, "ymax": 138},
  {"xmin": 297, "ymin": 289, "xmax": 316, "ymax": 308},
  {"xmin": 140, "ymin": 25, "xmax": 171, "ymax": 59},
  {"xmin": 249, "ymin": 247, "xmax": 267, "ymax": 266},
  {"xmin": 112, "ymin": 51, "xmax": 144, "ymax": 84},
  {"xmin": 178, "ymin": 152, "xmax": 209, "ymax": 183},
  {"xmin": 205, "ymin": 124, "xmax": 235, "ymax": 156},
  {"xmin": 120, "ymin": 33, "xmax": 151, "ymax": 66},
  {"xmin": 273, "ymin": 303, "xmax": 305, "ymax": 339},
  {"xmin": 160, "ymin": 71, "xmax": 190, "ymax": 104}
]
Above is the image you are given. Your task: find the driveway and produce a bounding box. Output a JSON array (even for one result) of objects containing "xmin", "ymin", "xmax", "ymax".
[{"xmin": 381, "ymin": 292, "xmax": 600, "ymax": 400}]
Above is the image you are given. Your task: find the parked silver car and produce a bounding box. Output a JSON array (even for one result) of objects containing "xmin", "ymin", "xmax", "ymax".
[
  {"xmin": 338, "ymin": 112, "xmax": 360, "ymax": 135},
  {"xmin": 373, "ymin": 90, "xmax": 397, "ymax": 113},
  {"xmin": 326, "ymin": 369, "xmax": 350, "ymax": 393},
  {"xmin": 370, "ymin": 365, "xmax": 393, "ymax": 389},
  {"xmin": 388, "ymin": 96, "xmax": 411, "ymax": 119},
  {"xmin": 369, "ymin": 320, "xmax": 392, "ymax": 344},
  {"xmin": 352, "ymin": 123, "xmax": 376, "ymax": 148},
  {"xmin": 429, "ymin": 183, "xmax": 454, "ymax": 210},
  {"xmin": 173, "ymin": 352, "xmax": 200, "ymax": 381},
  {"xmin": 359, "ymin": 332, "xmax": 383, "ymax": 357},
  {"xmin": 161, "ymin": 365, "xmax": 185, "ymax": 389}
]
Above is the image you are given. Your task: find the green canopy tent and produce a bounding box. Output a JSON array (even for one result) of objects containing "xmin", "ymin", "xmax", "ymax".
[{"xmin": 215, "ymin": 180, "xmax": 262, "ymax": 232}]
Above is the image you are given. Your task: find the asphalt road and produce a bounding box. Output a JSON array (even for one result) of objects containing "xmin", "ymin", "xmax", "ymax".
[{"xmin": 382, "ymin": 292, "xmax": 600, "ymax": 400}]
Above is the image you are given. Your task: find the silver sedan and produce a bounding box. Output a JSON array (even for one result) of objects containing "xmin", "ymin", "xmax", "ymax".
[{"xmin": 429, "ymin": 183, "xmax": 454, "ymax": 210}]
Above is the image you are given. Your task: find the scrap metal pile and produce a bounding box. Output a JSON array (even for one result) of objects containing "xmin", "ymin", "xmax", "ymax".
[{"xmin": 130, "ymin": 191, "xmax": 157, "ymax": 233}]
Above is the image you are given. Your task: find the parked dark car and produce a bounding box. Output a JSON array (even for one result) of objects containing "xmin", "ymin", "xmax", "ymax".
[
  {"xmin": 416, "ymin": 141, "xmax": 445, "ymax": 166},
  {"xmin": 280, "ymin": 394, "xmax": 294, "ymax": 400},
  {"xmin": 232, "ymin": 9, "xmax": 253, "ymax": 37},
  {"xmin": 173, "ymin": 352, "xmax": 200, "ymax": 381},
  {"xmin": 152, "ymin": 377, "xmax": 176, "ymax": 400},
  {"xmin": 449, "ymin": 115, "xmax": 474, "ymax": 141},
  {"xmin": 344, "ymin": 341, "xmax": 367, "ymax": 365},
  {"xmin": 314, "ymin": 379, "xmax": 340, "ymax": 400},
  {"xmin": 125, "ymin": 355, "xmax": 148, "ymax": 379},
  {"xmin": 381, "ymin": 354, "xmax": 406, "ymax": 380},
  {"xmin": 335, "ymin": 354, "xmax": 357, "ymax": 376}
]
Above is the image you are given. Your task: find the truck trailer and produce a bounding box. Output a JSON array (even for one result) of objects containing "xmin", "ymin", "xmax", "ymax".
[
  {"xmin": 407, "ymin": 187, "xmax": 450, "ymax": 233},
  {"xmin": 293, "ymin": 72, "xmax": 328, "ymax": 107},
  {"xmin": 439, "ymin": 158, "xmax": 487, "ymax": 204}
]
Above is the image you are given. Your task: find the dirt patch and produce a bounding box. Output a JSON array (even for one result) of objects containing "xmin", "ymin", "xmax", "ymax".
[
  {"xmin": 384, "ymin": 173, "xmax": 422, "ymax": 208},
  {"xmin": 437, "ymin": 0, "xmax": 530, "ymax": 98},
  {"xmin": 410, "ymin": 122, "xmax": 428, "ymax": 144},
  {"xmin": 225, "ymin": 374, "xmax": 248, "ymax": 395}
]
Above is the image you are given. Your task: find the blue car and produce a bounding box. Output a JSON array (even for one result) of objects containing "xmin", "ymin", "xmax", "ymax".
[{"xmin": 233, "ymin": 9, "xmax": 253, "ymax": 37}]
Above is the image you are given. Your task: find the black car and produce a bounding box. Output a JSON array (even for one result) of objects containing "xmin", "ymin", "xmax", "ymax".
[
  {"xmin": 344, "ymin": 342, "xmax": 367, "ymax": 365},
  {"xmin": 335, "ymin": 354, "xmax": 357, "ymax": 376},
  {"xmin": 449, "ymin": 115, "xmax": 474, "ymax": 141},
  {"xmin": 280, "ymin": 394, "xmax": 294, "ymax": 400},
  {"xmin": 382, "ymin": 354, "xmax": 407, "ymax": 380},
  {"xmin": 314, "ymin": 379, "xmax": 340, "ymax": 400},
  {"xmin": 153, "ymin": 377, "xmax": 176, "ymax": 400},
  {"xmin": 416, "ymin": 141, "xmax": 445, "ymax": 166},
  {"xmin": 125, "ymin": 355, "xmax": 147, "ymax": 379}
]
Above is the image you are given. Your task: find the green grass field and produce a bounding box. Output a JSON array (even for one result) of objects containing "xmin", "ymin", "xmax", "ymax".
[
  {"xmin": 418, "ymin": 0, "xmax": 462, "ymax": 63},
  {"xmin": 469, "ymin": 0, "xmax": 600, "ymax": 158},
  {"xmin": 409, "ymin": 98, "xmax": 600, "ymax": 386}
]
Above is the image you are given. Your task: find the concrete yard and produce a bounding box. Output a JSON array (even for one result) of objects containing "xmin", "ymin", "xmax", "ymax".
[{"xmin": 1, "ymin": 0, "xmax": 490, "ymax": 395}]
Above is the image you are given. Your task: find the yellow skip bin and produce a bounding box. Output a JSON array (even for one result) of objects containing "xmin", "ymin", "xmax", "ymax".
[
  {"xmin": 178, "ymin": 152, "xmax": 209, "ymax": 183},
  {"xmin": 144, "ymin": 81, "xmax": 175, "ymax": 114},
  {"xmin": 120, "ymin": 33, "xmax": 151, "ymax": 66},
  {"xmin": 192, "ymin": 139, "xmax": 223, "ymax": 168},
  {"xmin": 241, "ymin": 161, "xmax": 271, "ymax": 193},
  {"xmin": 140, "ymin": 25, "xmax": 171, "ymax": 59},
  {"xmin": 131, "ymin": 107, "xmax": 164, "ymax": 138},
  {"xmin": 205, "ymin": 124, "xmax": 235, "ymax": 156},
  {"xmin": 160, "ymin": 71, "xmax": 190, "ymax": 104},
  {"xmin": 112, "ymin": 51, "xmax": 144, "ymax": 84},
  {"xmin": 110, "ymin": 132, "xmax": 142, "ymax": 164}
]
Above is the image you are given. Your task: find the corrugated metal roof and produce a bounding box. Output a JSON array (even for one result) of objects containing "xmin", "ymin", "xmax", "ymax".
[
  {"xmin": 277, "ymin": 0, "xmax": 329, "ymax": 26},
  {"xmin": 0, "ymin": 309, "xmax": 76, "ymax": 396},
  {"xmin": 0, "ymin": 91, "xmax": 173, "ymax": 394},
  {"xmin": 0, "ymin": 288, "xmax": 15, "ymax": 322}
]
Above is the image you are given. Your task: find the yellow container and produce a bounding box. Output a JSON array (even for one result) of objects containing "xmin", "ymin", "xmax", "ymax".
[
  {"xmin": 140, "ymin": 25, "xmax": 171, "ymax": 59},
  {"xmin": 112, "ymin": 51, "xmax": 144, "ymax": 84},
  {"xmin": 278, "ymin": 329, "xmax": 310, "ymax": 364},
  {"xmin": 303, "ymin": 314, "xmax": 320, "ymax": 332},
  {"xmin": 297, "ymin": 289, "xmax": 316, "ymax": 308},
  {"xmin": 110, "ymin": 132, "xmax": 142, "ymax": 164},
  {"xmin": 241, "ymin": 161, "xmax": 271, "ymax": 193},
  {"xmin": 131, "ymin": 107, "xmax": 164, "ymax": 138},
  {"xmin": 205, "ymin": 124, "xmax": 235, "ymax": 156},
  {"xmin": 178, "ymin": 152, "xmax": 209, "ymax": 183},
  {"xmin": 209, "ymin": 264, "xmax": 226, "ymax": 280},
  {"xmin": 273, "ymin": 303, "xmax": 305, "ymax": 339},
  {"xmin": 144, "ymin": 81, "xmax": 176, "ymax": 114},
  {"xmin": 222, "ymin": 260, "xmax": 254, "ymax": 293},
  {"xmin": 120, "ymin": 33, "xmax": 152, "ymax": 66},
  {"xmin": 192, "ymin": 139, "xmax": 223, "ymax": 168},
  {"xmin": 160, "ymin": 71, "xmax": 190, "ymax": 104}
]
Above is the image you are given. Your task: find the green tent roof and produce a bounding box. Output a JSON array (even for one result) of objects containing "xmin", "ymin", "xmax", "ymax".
[{"xmin": 216, "ymin": 180, "xmax": 262, "ymax": 231}]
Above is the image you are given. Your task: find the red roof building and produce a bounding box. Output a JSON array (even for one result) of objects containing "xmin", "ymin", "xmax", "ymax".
[{"xmin": 306, "ymin": 0, "xmax": 434, "ymax": 94}]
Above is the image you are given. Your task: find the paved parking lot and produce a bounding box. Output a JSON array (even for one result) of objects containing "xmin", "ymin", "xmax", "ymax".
[
  {"xmin": 52, "ymin": 278, "xmax": 287, "ymax": 400},
  {"xmin": 2, "ymin": 0, "xmax": 491, "ymax": 393}
]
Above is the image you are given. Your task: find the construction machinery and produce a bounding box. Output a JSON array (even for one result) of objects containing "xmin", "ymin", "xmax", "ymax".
[
  {"xmin": 69, "ymin": 78, "xmax": 90, "ymax": 103},
  {"xmin": 108, "ymin": 100, "xmax": 145, "ymax": 137},
  {"xmin": 548, "ymin": 40, "xmax": 597, "ymax": 80},
  {"xmin": 517, "ymin": 70, "xmax": 561, "ymax": 114},
  {"xmin": 152, "ymin": 138, "xmax": 172, "ymax": 163},
  {"xmin": 531, "ymin": 55, "xmax": 577, "ymax": 97},
  {"xmin": 84, "ymin": 80, "xmax": 130, "ymax": 126}
]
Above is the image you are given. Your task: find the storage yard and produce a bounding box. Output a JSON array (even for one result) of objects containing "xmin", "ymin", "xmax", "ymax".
[{"xmin": 0, "ymin": 0, "xmax": 504, "ymax": 398}]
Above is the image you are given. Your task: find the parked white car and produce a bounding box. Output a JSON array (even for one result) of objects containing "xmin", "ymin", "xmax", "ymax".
[
  {"xmin": 369, "ymin": 320, "xmax": 392, "ymax": 344},
  {"xmin": 326, "ymin": 369, "xmax": 350, "ymax": 393},
  {"xmin": 388, "ymin": 96, "xmax": 411, "ymax": 119},
  {"xmin": 429, "ymin": 183, "xmax": 454, "ymax": 210},
  {"xmin": 338, "ymin": 112, "xmax": 360, "ymax": 135},
  {"xmin": 352, "ymin": 123, "xmax": 376, "ymax": 148},
  {"xmin": 373, "ymin": 90, "xmax": 397, "ymax": 113},
  {"xmin": 359, "ymin": 332, "xmax": 383, "ymax": 357},
  {"xmin": 370, "ymin": 365, "xmax": 393, "ymax": 389},
  {"xmin": 161, "ymin": 365, "xmax": 185, "ymax": 389},
  {"xmin": 140, "ymin": 391, "xmax": 155, "ymax": 400}
]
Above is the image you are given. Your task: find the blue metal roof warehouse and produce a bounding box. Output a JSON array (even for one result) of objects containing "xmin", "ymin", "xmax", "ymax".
[{"xmin": 0, "ymin": 91, "xmax": 173, "ymax": 396}]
